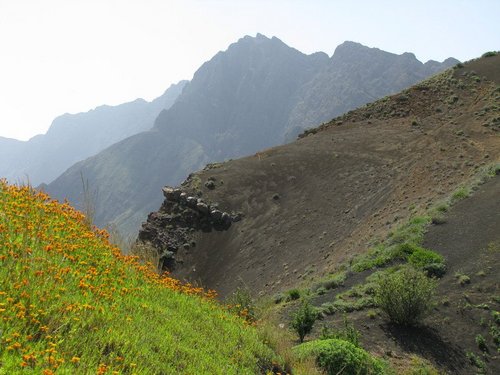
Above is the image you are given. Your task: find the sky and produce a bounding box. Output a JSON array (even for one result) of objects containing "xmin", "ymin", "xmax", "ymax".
[{"xmin": 0, "ymin": 0, "xmax": 499, "ymax": 141}]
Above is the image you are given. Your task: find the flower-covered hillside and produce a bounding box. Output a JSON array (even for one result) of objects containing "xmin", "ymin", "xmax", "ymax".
[{"xmin": 0, "ymin": 180, "xmax": 278, "ymax": 374}]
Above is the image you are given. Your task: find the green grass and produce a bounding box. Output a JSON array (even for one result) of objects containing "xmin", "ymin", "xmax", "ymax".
[
  {"xmin": 293, "ymin": 338, "xmax": 388, "ymax": 375},
  {"xmin": 450, "ymin": 186, "xmax": 471, "ymax": 203},
  {"xmin": 0, "ymin": 181, "xmax": 280, "ymax": 374},
  {"xmin": 350, "ymin": 216, "xmax": 432, "ymax": 272}
]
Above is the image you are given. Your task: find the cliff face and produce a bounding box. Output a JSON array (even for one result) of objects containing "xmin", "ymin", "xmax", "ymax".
[
  {"xmin": 137, "ymin": 55, "xmax": 500, "ymax": 297},
  {"xmin": 46, "ymin": 35, "xmax": 458, "ymax": 236}
]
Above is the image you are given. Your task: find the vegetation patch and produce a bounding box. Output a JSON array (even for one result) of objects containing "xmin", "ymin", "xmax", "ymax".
[
  {"xmin": 293, "ymin": 338, "xmax": 388, "ymax": 375},
  {"xmin": 0, "ymin": 181, "xmax": 280, "ymax": 374},
  {"xmin": 291, "ymin": 300, "xmax": 318, "ymax": 343},
  {"xmin": 375, "ymin": 266, "xmax": 436, "ymax": 326}
]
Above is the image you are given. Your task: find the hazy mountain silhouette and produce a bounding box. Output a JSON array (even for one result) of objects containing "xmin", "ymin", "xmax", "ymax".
[
  {"xmin": 45, "ymin": 34, "xmax": 457, "ymax": 235},
  {"xmin": 0, "ymin": 81, "xmax": 186, "ymax": 185}
]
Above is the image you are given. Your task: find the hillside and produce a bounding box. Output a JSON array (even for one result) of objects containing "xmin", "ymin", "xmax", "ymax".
[
  {"xmin": 138, "ymin": 53, "xmax": 500, "ymax": 374},
  {"xmin": 45, "ymin": 34, "xmax": 457, "ymax": 235},
  {"xmin": 0, "ymin": 81, "xmax": 186, "ymax": 186},
  {"xmin": 0, "ymin": 180, "xmax": 282, "ymax": 374},
  {"xmin": 139, "ymin": 54, "xmax": 500, "ymax": 296}
]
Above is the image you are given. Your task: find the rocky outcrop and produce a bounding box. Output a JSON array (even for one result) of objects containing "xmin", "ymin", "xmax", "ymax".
[{"xmin": 137, "ymin": 186, "xmax": 240, "ymax": 271}]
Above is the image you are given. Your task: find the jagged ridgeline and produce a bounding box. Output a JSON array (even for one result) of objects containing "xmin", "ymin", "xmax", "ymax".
[
  {"xmin": 0, "ymin": 81, "xmax": 187, "ymax": 187},
  {"xmin": 0, "ymin": 180, "xmax": 284, "ymax": 374},
  {"xmin": 45, "ymin": 35, "xmax": 458, "ymax": 236}
]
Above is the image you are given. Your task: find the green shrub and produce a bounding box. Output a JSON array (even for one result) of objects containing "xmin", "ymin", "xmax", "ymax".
[
  {"xmin": 450, "ymin": 186, "xmax": 471, "ymax": 203},
  {"xmin": 455, "ymin": 272, "xmax": 471, "ymax": 286},
  {"xmin": 408, "ymin": 248, "xmax": 445, "ymax": 269},
  {"xmin": 404, "ymin": 355, "xmax": 440, "ymax": 375},
  {"xmin": 466, "ymin": 351, "xmax": 486, "ymax": 372},
  {"xmin": 476, "ymin": 334, "xmax": 488, "ymax": 352},
  {"xmin": 320, "ymin": 316, "xmax": 361, "ymax": 347},
  {"xmin": 287, "ymin": 288, "xmax": 301, "ymax": 301},
  {"xmin": 395, "ymin": 244, "xmax": 446, "ymax": 278},
  {"xmin": 375, "ymin": 266, "xmax": 436, "ymax": 326},
  {"xmin": 291, "ymin": 300, "xmax": 317, "ymax": 343},
  {"xmin": 293, "ymin": 339, "xmax": 387, "ymax": 375},
  {"xmin": 490, "ymin": 324, "xmax": 500, "ymax": 349},
  {"xmin": 492, "ymin": 310, "xmax": 500, "ymax": 325},
  {"xmin": 226, "ymin": 287, "xmax": 256, "ymax": 322},
  {"xmin": 313, "ymin": 272, "xmax": 346, "ymax": 291}
]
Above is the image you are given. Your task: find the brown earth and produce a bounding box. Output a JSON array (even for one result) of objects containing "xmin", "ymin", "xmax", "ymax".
[
  {"xmin": 147, "ymin": 55, "xmax": 500, "ymax": 298},
  {"xmin": 286, "ymin": 175, "xmax": 499, "ymax": 374},
  {"xmin": 138, "ymin": 54, "xmax": 500, "ymax": 374}
]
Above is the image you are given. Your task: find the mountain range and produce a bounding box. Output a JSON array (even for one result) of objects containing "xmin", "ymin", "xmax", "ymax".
[
  {"xmin": 0, "ymin": 81, "xmax": 186, "ymax": 186},
  {"xmin": 43, "ymin": 34, "xmax": 458, "ymax": 235}
]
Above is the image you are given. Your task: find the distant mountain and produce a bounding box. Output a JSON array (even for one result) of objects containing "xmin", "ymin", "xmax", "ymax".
[
  {"xmin": 0, "ymin": 80, "xmax": 187, "ymax": 185},
  {"xmin": 45, "ymin": 34, "xmax": 458, "ymax": 235},
  {"xmin": 285, "ymin": 42, "xmax": 459, "ymax": 139}
]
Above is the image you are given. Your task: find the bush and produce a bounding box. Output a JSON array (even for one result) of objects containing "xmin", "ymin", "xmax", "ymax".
[
  {"xmin": 396, "ymin": 244, "xmax": 446, "ymax": 278},
  {"xmin": 403, "ymin": 355, "xmax": 440, "ymax": 375},
  {"xmin": 375, "ymin": 266, "xmax": 436, "ymax": 326},
  {"xmin": 293, "ymin": 339, "xmax": 387, "ymax": 375},
  {"xmin": 476, "ymin": 334, "xmax": 488, "ymax": 352},
  {"xmin": 287, "ymin": 288, "xmax": 301, "ymax": 301},
  {"xmin": 291, "ymin": 300, "xmax": 317, "ymax": 343},
  {"xmin": 320, "ymin": 316, "xmax": 361, "ymax": 347},
  {"xmin": 226, "ymin": 287, "xmax": 256, "ymax": 322},
  {"xmin": 408, "ymin": 248, "xmax": 445, "ymax": 270}
]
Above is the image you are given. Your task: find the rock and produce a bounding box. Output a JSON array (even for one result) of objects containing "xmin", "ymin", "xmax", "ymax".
[
  {"xmin": 179, "ymin": 192, "xmax": 187, "ymax": 203},
  {"xmin": 196, "ymin": 202, "xmax": 209, "ymax": 215},
  {"xmin": 160, "ymin": 250, "xmax": 175, "ymax": 259},
  {"xmin": 272, "ymin": 193, "xmax": 280, "ymax": 200},
  {"xmin": 210, "ymin": 209, "xmax": 223, "ymax": 221},
  {"xmin": 162, "ymin": 186, "xmax": 182, "ymax": 201},
  {"xmin": 221, "ymin": 212, "xmax": 231, "ymax": 224},
  {"xmin": 186, "ymin": 196, "xmax": 197, "ymax": 208},
  {"xmin": 231, "ymin": 212, "xmax": 243, "ymax": 222}
]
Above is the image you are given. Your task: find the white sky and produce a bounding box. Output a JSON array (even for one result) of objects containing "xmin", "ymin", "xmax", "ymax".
[{"xmin": 0, "ymin": 0, "xmax": 499, "ymax": 141}]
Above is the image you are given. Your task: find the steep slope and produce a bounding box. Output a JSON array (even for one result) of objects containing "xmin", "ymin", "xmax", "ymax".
[
  {"xmin": 0, "ymin": 81, "xmax": 186, "ymax": 185},
  {"xmin": 0, "ymin": 181, "xmax": 281, "ymax": 374},
  {"xmin": 138, "ymin": 54, "xmax": 500, "ymax": 298},
  {"xmin": 46, "ymin": 34, "xmax": 456, "ymax": 235}
]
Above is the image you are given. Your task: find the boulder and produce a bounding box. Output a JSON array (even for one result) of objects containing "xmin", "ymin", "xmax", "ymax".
[
  {"xmin": 196, "ymin": 202, "xmax": 210, "ymax": 215},
  {"xmin": 162, "ymin": 186, "xmax": 182, "ymax": 201},
  {"xmin": 210, "ymin": 209, "xmax": 223, "ymax": 221}
]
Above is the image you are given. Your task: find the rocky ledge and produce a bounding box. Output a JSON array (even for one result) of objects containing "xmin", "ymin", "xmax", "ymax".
[{"xmin": 137, "ymin": 186, "xmax": 241, "ymax": 271}]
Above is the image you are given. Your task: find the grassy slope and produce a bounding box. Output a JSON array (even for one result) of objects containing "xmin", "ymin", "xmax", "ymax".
[{"xmin": 0, "ymin": 180, "xmax": 278, "ymax": 374}]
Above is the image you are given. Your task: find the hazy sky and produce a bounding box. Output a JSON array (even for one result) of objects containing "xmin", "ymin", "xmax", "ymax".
[{"xmin": 1, "ymin": 0, "xmax": 499, "ymax": 141}]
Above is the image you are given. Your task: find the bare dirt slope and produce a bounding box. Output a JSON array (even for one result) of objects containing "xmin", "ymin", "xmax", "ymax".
[
  {"xmin": 139, "ymin": 55, "xmax": 500, "ymax": 298},
  {"xmin": 286, "ymin": 175, "xmax": 500, "ymax": 374}
]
